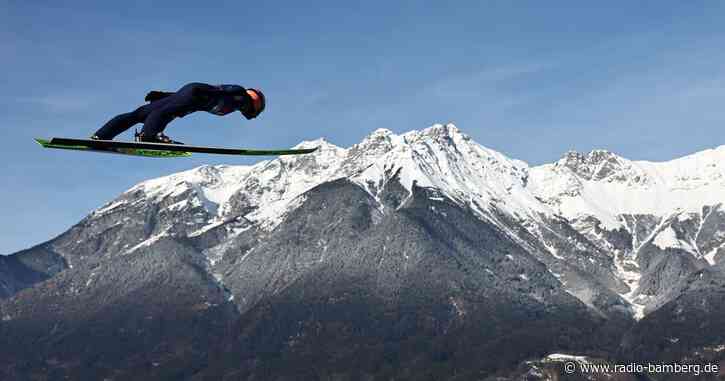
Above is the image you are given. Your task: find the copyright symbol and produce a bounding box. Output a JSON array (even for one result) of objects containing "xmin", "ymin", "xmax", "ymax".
[{"xmin": 564, "ymin": 361, "xmax": 576, "ymax": 374}]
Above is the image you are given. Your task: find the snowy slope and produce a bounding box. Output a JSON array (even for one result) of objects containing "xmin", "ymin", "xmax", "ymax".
[
  {"xmin": 124, "ymin": 125, "xmax": 724, "ymax": 234},
  {"xmin": 528, "ymin": 147, "xmax": 725, "ymax": 229},
  {"xmin": 119, "ymin": 123, "xmax": 552, "ymax": 235}
]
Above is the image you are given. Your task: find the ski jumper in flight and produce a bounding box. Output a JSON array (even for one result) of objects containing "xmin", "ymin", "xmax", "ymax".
[{"xmin": 92, "ymin": 82, "xmax": 265, "ymax": 144}]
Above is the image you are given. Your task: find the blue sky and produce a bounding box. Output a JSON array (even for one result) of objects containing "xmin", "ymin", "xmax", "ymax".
[{"xmin": 2, "ymin": 1, "xmax": 725, "ymax": 254}]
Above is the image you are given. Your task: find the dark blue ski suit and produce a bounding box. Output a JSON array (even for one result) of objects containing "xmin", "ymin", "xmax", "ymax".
[{"xmin": 93, "ymin": 82, "xmax": 251, "ymax": 140}]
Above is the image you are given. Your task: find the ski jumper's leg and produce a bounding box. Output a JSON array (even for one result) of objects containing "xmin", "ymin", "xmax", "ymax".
[
  {"xmin": 140, "ymin": 83, "xmax": 200, "ymax": 137},
  {"xmin": 93, "ymin": 104, "xmax": 153, "ymax": 140}
]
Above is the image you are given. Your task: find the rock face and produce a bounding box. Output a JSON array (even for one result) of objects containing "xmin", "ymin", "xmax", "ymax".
[
  {"xmin": 1, "ymin": 123, "xmax": 724, "ymax": 380},
  {"xmin": 0, "ymin": 246, "xmax": 65, "ymax": 299}
]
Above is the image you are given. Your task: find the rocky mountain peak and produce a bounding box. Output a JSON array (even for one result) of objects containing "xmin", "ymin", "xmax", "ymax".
[
  {"xmin": 365, "ymin": 127, "xmax": 395, "ymax": 140},
  {"xmin": 555, "ymin": 149, "xmax": 637, "ymax": 182},
  {"xmin": 293, "ymin": 137, "xmax": 334, "ymax": 149},
  {"xmin": 403, "ymin": 122, "xmax": 463, "ymax": 144},
  {"xmin": 351, "ymin": 128, "xmax": 398, "ymax": 158}
]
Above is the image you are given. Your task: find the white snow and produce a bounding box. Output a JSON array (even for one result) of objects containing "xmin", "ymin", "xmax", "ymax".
[
  {"xmin": 167, "ymin": 199, "xmax": 188, "ymax": 211},
  {"xmin": 544, "ymin": 241, "xmax": 564, "ymax": 259},
  {"xmin": 127, "ymin": 165, "xmax": 253, "ymax": 214},
  {"xmin": 546, "ymin": 353, "xmax": 589, "ymax": 362},
  {"xmin": 124, "ymin": 229, "xmax": 170, "ymax": 254},
  {"xmin": 712, "ymin": 345, "xmax": 725, "ymax": 352},
  {"xmin": 94, "ymin": 200, "xmax": 127, "ymax": 216},
  {"xmin": 611, "ymin": 249, "xmax": 646, "ymax": 320},
  {"xmin": 704, "ymin": 244, "xmax": 723, "ymax": 265},
  {"xmin": 529, "ymin": 146, "xmax": 725, "ymax": 230},
  {"xmin": 653, "ymin": 226, "xmax": 697, "ymax": 253},
  {"xmin": 85, "ymin": 271, "xmax": 97, "ymax": 287},
  {"xmin": 188, "ymin": 219, "xmax": 226, "ymax": 238}
]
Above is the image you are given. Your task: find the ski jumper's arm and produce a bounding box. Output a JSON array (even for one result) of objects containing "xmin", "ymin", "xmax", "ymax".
[
  {"xmin": 144, "ymin": 84, "xmax": 245, "ymax": 103},
  {"xmin": 145, "ymin": 91, "xmax": 175, "ymax": 102},
  {"xmin": 194, "ymin": 84, "xmax": 250, "ymax": 116},
  {"xmin": 202, "ymin": 84, "xmax": 247, "ymax": 97}
]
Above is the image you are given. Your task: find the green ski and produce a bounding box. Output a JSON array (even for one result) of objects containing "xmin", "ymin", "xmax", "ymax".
[{"xmin": 35, "ymin": 138, "xmax": 319, "ymax": 158}]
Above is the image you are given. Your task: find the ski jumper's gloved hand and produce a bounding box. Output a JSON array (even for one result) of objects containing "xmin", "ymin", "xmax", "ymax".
[{"xmin": 144, "ymin": 91, "xmax": 175, "ymax": 103}]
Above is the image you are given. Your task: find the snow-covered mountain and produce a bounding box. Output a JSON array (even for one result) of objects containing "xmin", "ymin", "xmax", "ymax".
[
  {"xmin": 2, "ymin": 123, "xmax": 724, "ymax": 380},
  {"xmin": 88, "ymin": 123, "xmax": 723, "ymax": 319},
  {"xmin": 529, "ymin": 145, "xmax": 725, "ymax": 319}
]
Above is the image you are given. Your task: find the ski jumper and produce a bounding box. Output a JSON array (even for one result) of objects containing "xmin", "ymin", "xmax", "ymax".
[{"xmin": 93, "ymin": 82, "xmax": 250, "ymax": 140}]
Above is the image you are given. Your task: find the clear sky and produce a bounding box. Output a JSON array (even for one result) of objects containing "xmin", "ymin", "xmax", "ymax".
[{"xmin": 2, "ymin": 1, "xmax": 725, "ymax": 254}]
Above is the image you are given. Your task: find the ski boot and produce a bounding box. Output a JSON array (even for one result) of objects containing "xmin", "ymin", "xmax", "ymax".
[{"xmin": 135, "ymin": 129, "xmax": 184, "ymax": 145}]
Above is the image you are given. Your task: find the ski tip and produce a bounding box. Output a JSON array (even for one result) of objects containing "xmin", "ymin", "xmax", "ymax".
[
  {"xmin": 297, "ymin": 146, "xmax": 320, "ymax": 154},
  {"xmin": 280, "ymin": 146, "xmax": 319, "ymax": 155},
  {"xmin": 34, "ymin": 138, "xmax": 51, "ymax": 147}
]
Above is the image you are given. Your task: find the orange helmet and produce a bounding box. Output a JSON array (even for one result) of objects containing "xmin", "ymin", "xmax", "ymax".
[{"xmin": 242, "ymin": 88, "xmax": 265, "ymax": 120}]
